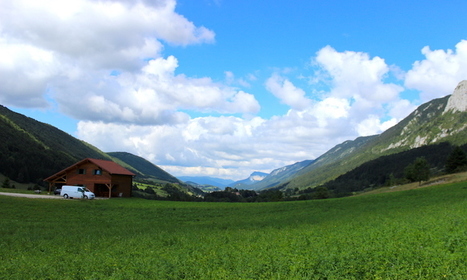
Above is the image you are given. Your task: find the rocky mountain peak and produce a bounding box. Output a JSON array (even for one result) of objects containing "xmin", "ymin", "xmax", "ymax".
[{"xmin": 444, "ymin": 80, "xmax": 467, "ymax": 113}]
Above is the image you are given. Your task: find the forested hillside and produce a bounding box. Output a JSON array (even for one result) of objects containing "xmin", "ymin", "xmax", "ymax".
[
  {"xmin": 317, "ymin": 142, "xmax": 467, "ymax": 196},
  {"xmin": 108, "ymin": 152, "xmax": 180, "ymax": 183},
  {"xmin": 0, "ymin": 105, "xmax": 111, "ymax": 184},
  {"xmin": 0, "ymin": 105, "xmax": 180, "ymax": 187}
]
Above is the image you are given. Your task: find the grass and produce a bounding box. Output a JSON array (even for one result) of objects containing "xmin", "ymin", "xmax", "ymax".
[
  {"xmin": 0, "ymin": 174, "xmax": 38, "ymax": 191},
  {"xmin": 357, "ymin": 171, "xmax": 467, "ymax": 196},
  {"xmin": 0, "ymin": 182, "xmax": 466, "ymax": 279},
  {"xmin": 0, "ymin": 187, "xmax": 45, "ymax": 195}
]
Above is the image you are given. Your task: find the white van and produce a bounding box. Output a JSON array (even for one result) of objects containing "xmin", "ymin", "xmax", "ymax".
[{"xmin": 60, "ymin": 185, "xmax": 95, "ymax": 199}]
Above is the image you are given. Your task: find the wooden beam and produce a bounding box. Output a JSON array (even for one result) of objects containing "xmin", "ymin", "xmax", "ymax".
[{"xmin": 106, "ymin": 183, "xmax": 112, "ymax": 198}]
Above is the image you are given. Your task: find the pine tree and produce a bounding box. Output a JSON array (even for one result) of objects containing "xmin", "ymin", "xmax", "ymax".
[
  {"xmin": 405, "ymin": 157, "xmax": 430, "ymax": 185},
  {"xmin": 445, "ymin": 146, "xmax": 467, "ymax": 173}
]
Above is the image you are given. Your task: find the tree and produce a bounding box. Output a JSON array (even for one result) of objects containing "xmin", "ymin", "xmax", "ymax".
[
  {"xmin": 312, "ymin": 186, "xmax": 331, "ymax": 199},
  {"xmin": 445, "ymin": 146, "xmax": 467, "ymax": 174},
  {"xmin": 1, "ymin": 177, "xmax": 10, "ymax": 188},
  {"xmin": 144, "ymin": 186, "xmax": 156, "ymax": 195},
  {"xmin": 405, "ymin": 157, "xmax": 430, "ymax": 185}
]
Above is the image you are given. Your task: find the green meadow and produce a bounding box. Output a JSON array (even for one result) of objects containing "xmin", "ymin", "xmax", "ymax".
[{"xmin": 1, "ymin": 182, "xmax": 466, "ymax": 279}]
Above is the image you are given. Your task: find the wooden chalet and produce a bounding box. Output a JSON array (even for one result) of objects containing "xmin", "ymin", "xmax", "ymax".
[{"xmin": 44, "ymin": 158, "xmax": 136, "ymax": 198}]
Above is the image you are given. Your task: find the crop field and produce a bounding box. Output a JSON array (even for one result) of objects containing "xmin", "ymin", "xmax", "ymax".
[{"xmin": 1, "ymin": 182, "xmax": 466, "ymax": 279}]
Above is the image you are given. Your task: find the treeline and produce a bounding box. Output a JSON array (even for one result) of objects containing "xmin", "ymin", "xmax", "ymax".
[
  {"xmin": 204, "ymin": 188, "xmax": 284, "ymax": 202},
  {"xmin": 202, "ymin": 143, "xmax": 467, "ymax": 203},
  {"xmin": 132, "ymin": 182, "xmax": 204, "ymax": 201}
]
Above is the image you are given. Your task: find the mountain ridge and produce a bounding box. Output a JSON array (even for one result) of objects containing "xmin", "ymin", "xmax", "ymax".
[
  {"xmin": 275, "ymin": 81, "xmax": 467, "ymax": 191},
  {"xmin": 108, "ymin": 152, "xmax": 180, "ymax": 183},
  {"xmin": 178, "ymin": 176, "xmax": 234, "ymax": 188},
  {"xmin": 228, "ymin": 171, "xmax": 269, "ymax": 189}
]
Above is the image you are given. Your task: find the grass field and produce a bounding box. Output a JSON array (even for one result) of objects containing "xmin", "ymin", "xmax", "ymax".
[{"xmin": 1, "ymin": 182, "xmax": 466, "ymax": 279}]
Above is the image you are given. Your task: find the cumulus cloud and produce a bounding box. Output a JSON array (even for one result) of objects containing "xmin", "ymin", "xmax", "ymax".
[
  {"xmin": 265, "ymin": 74, "xmax": 312, "ymax": 110},
  {"xmin": 77, "ymin": 102, "xmax": 344, "ymax": 178},
  {"xmin": 311, "ymin": 46, "xmax": 408, "ymax": 135},
  {"xmin": 0, "ymin": 0, "xmax": 261, "ymax": 125},
  {"xmin": 76, "ymin": 44, "xmax": 421, "ymax": 180},
  {"xmin": 0, "ymin": 40, "xmax": 56, "ymax": 107},
  {"xmin": 50, "ymin": 56, "xmax": 260, "ymax": 124},
  {"xmin": 315, "ymin": 46, "xmax": 403, "ymax": 103},
  {"xmin": 0, "ymin": 0, "xmax": 215, "ymax": 109},
  {"xmin": 405, "ymin": 40, "xmax": 467, "ymax": 101}
]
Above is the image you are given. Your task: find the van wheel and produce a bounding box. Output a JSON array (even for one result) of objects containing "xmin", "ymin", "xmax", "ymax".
[
  {"xmin": 84, "ymin": 195, "xmax": 88, "ymax": 199},
  {"xmin": 63, "ymin": 194, "xmax": 69, "ymax": 199}
]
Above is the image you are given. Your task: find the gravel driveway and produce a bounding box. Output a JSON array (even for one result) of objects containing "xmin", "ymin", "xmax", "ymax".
[{"xmin": 0, "ymin": 192, "xmax": 63, "ymax": 199}]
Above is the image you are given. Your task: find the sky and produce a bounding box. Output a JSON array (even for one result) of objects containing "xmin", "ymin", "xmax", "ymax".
[{"xmin": 1, "ymin": 0, "xmax": 467, "ymax": 181}]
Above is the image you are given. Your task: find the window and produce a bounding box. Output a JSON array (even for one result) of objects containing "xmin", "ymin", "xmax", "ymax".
[
  {"xmin": 77, "ymin": 169, "xmax": 86, "ymax": 174},
  {"xmin": 94, "ymin": 169, "xmax": 102, "ymax": 175}
]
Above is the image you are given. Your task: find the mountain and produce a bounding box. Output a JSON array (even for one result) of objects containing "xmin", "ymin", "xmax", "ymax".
[
  {"xmin": 274, "ymin": 80, "xmax": 467, "ymax": 191},
  {"xmin": 178, "ymin": 176, "xmax": 235, "ymax": 188},
  {"xmin": 319, "ymin": 141, "xmax": 466, "ymax": 196},
  {"xmin": 0, "ymin": 105, "xmax": 112, "ymax": 184},
  {"xmin": 0, "ymin": 105, "xmax": 180, "ymax": 186},
  {"xmin": 246, "ymin": 160, "xmax": 315, "ymax": 190},
  {"xmin": 107, "ymin": 152, "xmax": 180, "ymax": 183},
  {"xmin": 181, "ymin": 181, "xmax": 222, "ymax": 192},
  {"xmin": 228, "ymin": 171, "xmax": 269, "ymax": 189}
]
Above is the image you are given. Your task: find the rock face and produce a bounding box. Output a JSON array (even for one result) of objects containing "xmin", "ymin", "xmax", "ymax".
[{"xmin": 444, "ymin": 80, "xmax": 467, "ymax": 113}]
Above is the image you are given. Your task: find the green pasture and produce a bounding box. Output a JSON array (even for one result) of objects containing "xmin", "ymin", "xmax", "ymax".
[{"xmin": 1, "ymin": 182, "xmax": 466, "ymax": 279}]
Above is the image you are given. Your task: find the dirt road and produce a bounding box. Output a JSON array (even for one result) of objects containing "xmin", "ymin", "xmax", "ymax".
[{"xmin": 0, "ymin": 192, "xmax": 63, "ymax": 199}]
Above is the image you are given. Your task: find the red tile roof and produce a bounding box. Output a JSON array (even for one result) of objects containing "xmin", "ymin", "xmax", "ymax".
[
  {"xmin": 87, "ymin": 158, "xmax": 136, "ymax": 176},
  {"xmin": 44, "ymin": 158, "xmax": 135, "ymax": 181}
]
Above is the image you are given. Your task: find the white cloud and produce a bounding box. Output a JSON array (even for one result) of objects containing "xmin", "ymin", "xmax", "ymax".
[
  {"xmin": 405, "ymin": 40, "xmax": 467, "ymax": 101},
  {"xmin": 356, "ymin": 115, "xmax": 397, "ymax": 137},
  {"xmin": 75, "ymin": 45, "xmax": 423, "ymax": 180},
  {"xmin": 311, "ymin": 46, "xmax": 409, "ymax": 135},
  {"xmin": 315, "ymin": 45, "xmax": 403, "ymax": 103},
  {"xmin": 0, "ymin": 0, "xmax": 215, "ymax": 109},
  {"xmin": 265, "ymin": 73, "xmax": 311, "ymax": 110},
  {"xmin": 0, "ymin": 41, "xmax": 56, "ymax": 107},
  {"xmin": 0, "ymin": 0, "xmax": 260, "ymax": 125},
  {"xmin": 50, "ymin": 56, "xmax": 260, "ymax": 124}
]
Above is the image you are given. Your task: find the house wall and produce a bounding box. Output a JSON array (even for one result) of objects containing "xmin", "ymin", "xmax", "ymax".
[
  {"xmin": 62, "ymin": 162, "xmax": 132, "ymax": 197},
  {"xmin": 111, "ymin": 174, "xmax": 133, "ymax": 197}
]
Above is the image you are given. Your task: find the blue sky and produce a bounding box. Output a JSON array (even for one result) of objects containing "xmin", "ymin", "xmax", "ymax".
[{"xmin": 1, "ymin": 0, "xmax": 467, "ymax": 180}]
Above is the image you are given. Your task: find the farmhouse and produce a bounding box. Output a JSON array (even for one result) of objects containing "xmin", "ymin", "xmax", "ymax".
[{"xmin": 44, "ymin": 158, "xmax": 135, "ymax": 198}]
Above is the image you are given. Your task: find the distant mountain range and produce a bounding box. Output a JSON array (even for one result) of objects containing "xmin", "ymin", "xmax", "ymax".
[
  {"xmin": 178, "ymin": 176, "xmax": 233, "ymax": 188},
  {"xmin": 237, "ymin": 160, "xmax": 314, "ymax": 190},
  {"xmin": 228, "ymin": 171, "xmax": 269, "ymax": 189}
]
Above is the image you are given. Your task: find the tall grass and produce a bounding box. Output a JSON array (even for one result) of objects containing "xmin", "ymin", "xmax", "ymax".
[{"xmin": 1, "ymin": 182, "xmax": 466, "ymax": 279}]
